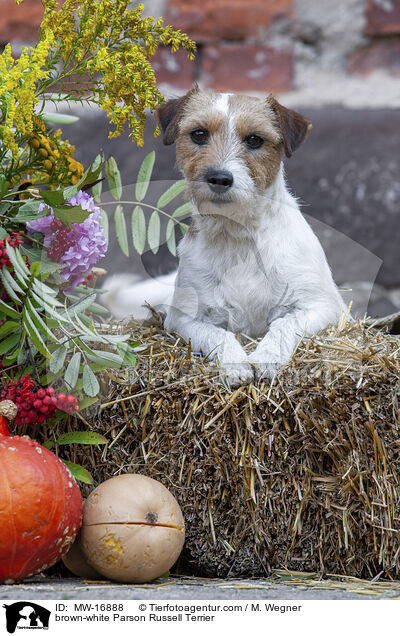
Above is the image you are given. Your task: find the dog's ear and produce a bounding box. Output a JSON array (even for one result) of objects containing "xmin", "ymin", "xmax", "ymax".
[
  {"xmin": 269, "ymin": 96, "xmax": 312, "ymax": 158},
  {"xmin": 155, "ymin": 86, "xmax": 199, "ymax": 146}
]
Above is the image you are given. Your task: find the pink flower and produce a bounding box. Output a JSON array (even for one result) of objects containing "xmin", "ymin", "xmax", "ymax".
[{"xmin": 27, "ymin": 191, "xmax": 107, "ymax": 290}]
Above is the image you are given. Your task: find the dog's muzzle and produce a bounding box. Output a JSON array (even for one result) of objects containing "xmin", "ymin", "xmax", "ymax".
[{"xmin": 205, "ymin": 169, "xmax": 234, "ymax": 194}]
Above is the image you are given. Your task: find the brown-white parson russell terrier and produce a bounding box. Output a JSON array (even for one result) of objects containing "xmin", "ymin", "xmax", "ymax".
[{"xmin": 103, "ymin": 87, "xmax": 346, "ymax": 386}]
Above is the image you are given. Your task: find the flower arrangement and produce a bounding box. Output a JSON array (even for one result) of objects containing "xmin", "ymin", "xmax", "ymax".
[
  {"xmin": 0, "ymin": 0, "xmax": 195, "ymax": 480},
  {"xmin": 27, "ymin": 192, "xmax": 108, "ymax": 289}
]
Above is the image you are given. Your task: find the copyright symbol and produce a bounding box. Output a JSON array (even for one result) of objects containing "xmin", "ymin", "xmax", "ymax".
[{"xmin": 139, "ymin": 604, "xmax": 146, "ymax": 611}]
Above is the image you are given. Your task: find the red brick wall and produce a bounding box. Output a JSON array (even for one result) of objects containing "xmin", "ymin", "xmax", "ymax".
[
  {"xmin": 165, "ymin": 0, "xmax": 293, "ymax": 42},
  {"xmin": 159, "ymin": 0, "xmax": 400, "ymax": 91},
  {"xmin": 2, "ymin": 0, "xmax": 400, "ymax": 92},
  {"xmin": 348, "ymin": 0, "xmax": 400, "ymax": 76},
  {"xmin": 160, "ymin": 0, "xmax": 294, "ymax": 93},
  {"xmin": 366, "ymin": 0, "xmax": 400, "ymax": 35},
  {"xmin": 0, "ymin": 0, "xmax": 43, "ymax": 43},
  {"xmin": 202, "ymin": 44, "xmax": 293, "ymax": 93}
]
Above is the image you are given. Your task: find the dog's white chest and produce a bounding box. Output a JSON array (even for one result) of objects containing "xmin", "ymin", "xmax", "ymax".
[{"xmin": 203, "ymin": 245, "xmax": 280, "ymax": 337}]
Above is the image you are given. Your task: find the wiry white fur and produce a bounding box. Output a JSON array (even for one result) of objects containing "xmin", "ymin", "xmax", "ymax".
[
  {"xmin": 166, "ymin": 166, "xmax": 345, "ymax": 385},
  {"xmin": 214, "ymin": 93, "xmax": 232, "ymax": 116},
  {"xmin": 103, "ymin": 91, "xmax": 346, "ymax": 386}
]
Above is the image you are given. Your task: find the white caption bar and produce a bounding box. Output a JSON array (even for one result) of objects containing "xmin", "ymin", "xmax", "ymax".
[{"xmin": 1, "ymin": 599, "xmax": 398, "ymax": 635}]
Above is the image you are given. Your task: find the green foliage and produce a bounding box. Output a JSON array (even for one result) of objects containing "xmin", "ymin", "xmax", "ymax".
[
  {"xmin": 0, "ymin": 155, "xmax": 139, "ymax": 395},
  {"xmin": 136, "ymin": 151, "xmax": 155, "ymax": 202},
  {"xmin": 105, "ymin": 157, "xmax": 122, "ymax": 200},
  {"xmin": 114, "ymin": 205, "xmax": 129, "ymax": 256},
  {"xmin": 0, "ymin": 0, "xmax": 195, "ymax": 173},
  {"xmin": 44, "ymin": 430, "xmax": 108, "ymax": 482},
  {"xmin": 102, "ymin": 152, "xmax": 191, "ymax": 258},
  {"xmin": 63, "ymin": 460, "xmax": 94, "ymax": 484},
  {"xmin": 132, "ymin": 206, "xmax": 146, "ymax": 255},
  {"xmin": 0, "ymin": 0, "xmax": 194, "ymax": 438},
  {"xmin": 56, "ymin": 431, "xmax": 108, "ymax": 445},
  {"xmin": 39, "ymin": 0, "xmax": 196, "ymax": 144}
]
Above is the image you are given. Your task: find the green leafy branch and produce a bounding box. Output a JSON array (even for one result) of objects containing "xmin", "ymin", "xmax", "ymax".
[
  {"xmin": 0, "ymin": 242, "xmax": 136, "ymax": 400},
  {"xmin": 97, "ymin": 152, "xmax": 191, "ymax": 258},
  {"xmin": 44, "ymin": 430, "xmax": 108, "ymax": 483}
]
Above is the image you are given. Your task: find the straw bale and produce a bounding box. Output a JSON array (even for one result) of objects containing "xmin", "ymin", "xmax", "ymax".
[{"xmin": 41, "ymin": 315, "xmax": 400, "ymax": 578}]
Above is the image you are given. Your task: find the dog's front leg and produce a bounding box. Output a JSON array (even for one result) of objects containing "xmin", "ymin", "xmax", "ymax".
[
  {"xmin": 248, "ymin": 304, "xmax": 342, "ymax": 380},
  {"xmin": 165, "ymin": 310, "xmax": 254, "ymax": 387}
]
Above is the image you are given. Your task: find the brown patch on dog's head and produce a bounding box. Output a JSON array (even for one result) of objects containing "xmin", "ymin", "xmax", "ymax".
[
  {"xmin": 230, "ymin": 94, "xmax": 283, "ymax": 192},
  {"xmin": 155, "ymin": 86, "xmax": 200, "ymax": 145},
  {"xmin": 173, "ymin": 91, "xmax": 228, "ymax": 185},
  {"xmin": 268, "ymin": 96, "xmax": 312, "ymax": 158}
]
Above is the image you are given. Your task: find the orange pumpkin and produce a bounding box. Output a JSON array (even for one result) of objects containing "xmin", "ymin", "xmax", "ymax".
[{"xmin": 0, "ymin": 435, "xmax": 82, "ymax": 583}]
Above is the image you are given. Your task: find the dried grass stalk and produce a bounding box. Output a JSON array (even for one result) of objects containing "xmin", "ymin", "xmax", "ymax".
[{"xmin": 41, "ymin": 316, "xmax": 400, "ymax": 578}]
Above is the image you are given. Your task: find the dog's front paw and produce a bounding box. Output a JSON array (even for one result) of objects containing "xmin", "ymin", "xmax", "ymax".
[
  {"xmin": 253, "ymin": 362, "xmax": 282, "ymax": 381},
  {"xmin": 216, "ymin": 336, "xmax": 254, "ymax": 387},
  {"xmin": 220, "ymin": 361, "xmax": 255, "ymax": 387},
  {"xmin": 248, "ymin": 351, "xmax": 283, "ymax": 381}
]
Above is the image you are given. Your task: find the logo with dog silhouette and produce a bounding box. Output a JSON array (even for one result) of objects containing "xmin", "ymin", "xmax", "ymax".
[{"xmin": 3, "ymin": 602, "xmax": 50, "ymax": 633}]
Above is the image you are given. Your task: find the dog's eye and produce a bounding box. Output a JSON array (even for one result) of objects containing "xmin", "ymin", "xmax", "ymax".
[
  {"xmin": 190, "ymin": 130, "xmax": 209, "ymax": 145},
  {"xmin": 245, "ymin": 135, "xmax": 264, "ymax": 149}
]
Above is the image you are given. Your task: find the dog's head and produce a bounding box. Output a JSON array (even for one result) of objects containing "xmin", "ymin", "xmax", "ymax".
[{"xmin": 156, "ymin": 87, "xmax": 312, "ymax": 216}]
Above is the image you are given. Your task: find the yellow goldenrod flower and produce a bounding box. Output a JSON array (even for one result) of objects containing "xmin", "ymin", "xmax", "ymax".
[{"xmin": 1, "ymin": 0, "xmax": 195, "ymax": 186}]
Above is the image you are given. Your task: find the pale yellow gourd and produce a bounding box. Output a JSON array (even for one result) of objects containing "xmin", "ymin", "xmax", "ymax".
[{"xmin": 78, "ymin": 474, "xmax": 185, "ymax": 583}]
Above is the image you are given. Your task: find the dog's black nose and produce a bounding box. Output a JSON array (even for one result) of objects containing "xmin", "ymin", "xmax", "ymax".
[{"xmin": 206, "ymin": 170, "xmax": 234, "ymax": 193}]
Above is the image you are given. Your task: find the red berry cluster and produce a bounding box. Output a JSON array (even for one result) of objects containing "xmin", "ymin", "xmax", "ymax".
[
  {"xmin": 82, "ymin": 272, "xmax": 93, "ymax": 287},
  {"xmin": 0, "ymin": 375, "xmax": 79, "ymax": 427},
  {"xmin": 47, "ymin": 219, "xmax": 74, "ymax": 261},
  {"xmin": 0, "ymin": 234, "xmax": 24, "ymax": 267}
]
